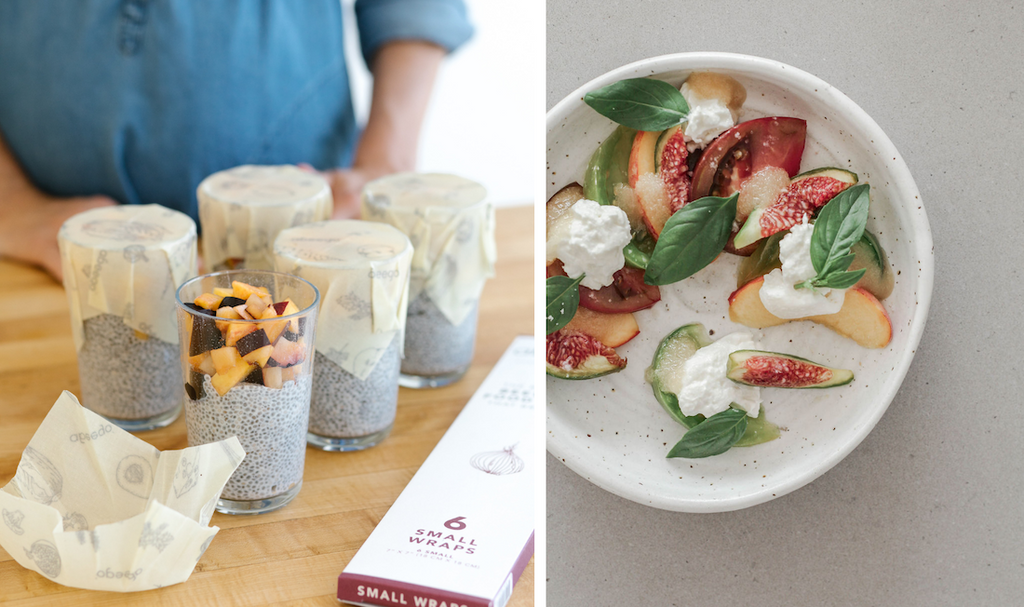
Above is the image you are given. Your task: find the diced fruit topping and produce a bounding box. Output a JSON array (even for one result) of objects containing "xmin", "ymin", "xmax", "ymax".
[
  {"xmin": 231, "ymin": 281, "xmax": 268, "ymax": 301},
  {"xmin": 263, "ymin": 366, "xmax": 283, "ymax": 389},
  {"xmin": 270, "ymin": 337, "xmax": 305, "ymax": 367},
  {"xmin": 194, "ymin": 293, "xmax": 222, "ymax": 310},
  {"xmin": 211, "ymin": 361, "xmax": 254, "ymax": 396},
  {"xmin": 545, "ymin": 329, "xmax": 626, "ymax": 380},
  {"xmin": 726, "ymin": 350, "xmax": 854, "ymax": 388},
  {"xmin": 183, "ymin": 282, "xmax": 311, "ymax": 397},
  {"xmin": 242, "ymin": 345, "xmax": 274, "ymax": 368},
  {"xmin": 235, "ymin": 329, "xmax": 271, "ymax": 357}
]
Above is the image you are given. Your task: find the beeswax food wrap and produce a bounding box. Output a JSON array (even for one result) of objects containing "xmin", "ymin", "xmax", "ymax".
[{"xmin": 0, "ymin": 392, "xmax": 245, "ymax": 591}]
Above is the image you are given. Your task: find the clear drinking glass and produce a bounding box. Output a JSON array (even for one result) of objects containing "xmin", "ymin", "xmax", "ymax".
[{"xmin": 175, "ymin": 270, "xmax": 319, "ymax": 514}]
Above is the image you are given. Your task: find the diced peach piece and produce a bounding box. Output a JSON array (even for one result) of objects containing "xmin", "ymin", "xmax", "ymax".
[
  {"xmin": 194, "ymin": 293, "xmax": 222, "ymax": 310},
  {"xmin": 233, "ymin": 304, "xmax": 253, "ymax": 320},
  {"xmin": 270, "ymin": 337, "xmax": 305, "ymax": 367},
  {"xmin": 245, "ymin": 293, "xmax": 269, "ymax": 318},
  {"xmin": 213, "ymin": 287, "xmax": 235, "ymax": 298},
  {"xmin": 231, "ymin": 280, "xmax": 268, "ymax": 300},
  {"xmin": 225, "ymin": 322, "xmax": 258, "ymax": 347},
  {"xmin": 188, "ymin": 352, "xmax": 217, "ymax": 376},
  {"xmin": 215, "ymin": 306, "xmax": 242, "ymax": 331},
  {"xmin": 242, "ymin": 344, "xmax": 274, "ymax": 368},
  {"xmin": 210, "ymin": 346, "xmax": 244, "ymax": 375},
  {"xmin": 211, "ymin": 362, "xmax": 254, "ymax": 396},
  {"xmin": 281, "ymin": 299, "xmax": 301, "ymax": 332},
  {"xmin": 133, "ymin": 329, "xmax": 149, "ymax": 341},
  {"xmin": 281, "ymin": 365, "xmax": 302, "ymax": 384},
  {"xmin": 263, "ymin": 366, "xmax": 283, "ymax": 389},
  {"xmin": 727, "ymin": 276, "xmax": 893, "ymax": 348},
  {"xmin": 258, "ymin": 309, "xmax": 288, "ymax": 344}
]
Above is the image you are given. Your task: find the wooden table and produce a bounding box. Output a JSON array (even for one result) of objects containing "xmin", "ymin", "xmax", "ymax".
[{"xmin": 0, "ymin": 205, "xmax": 534, "ymax": 606}]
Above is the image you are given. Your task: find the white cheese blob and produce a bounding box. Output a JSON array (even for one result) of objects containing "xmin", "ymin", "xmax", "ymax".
[
  {"xmin": 668, "ymin": 331, "xmax": 761, "ymax": 419},
  {"xmin": 553, "ymin": 199, "xmax": 631, "ymax": 290},
  {"xmin": 680, "ymin": 82, "xmax": 735, "ymax": 149},
  {"xmin": 760, "ymin": 219, "xmax": 847, "ymax": 319}
]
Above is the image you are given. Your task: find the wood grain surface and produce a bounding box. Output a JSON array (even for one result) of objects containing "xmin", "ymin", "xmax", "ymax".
[{"xmin": 0, "ymin": 205, "xmax": 535, "ymax": 607}]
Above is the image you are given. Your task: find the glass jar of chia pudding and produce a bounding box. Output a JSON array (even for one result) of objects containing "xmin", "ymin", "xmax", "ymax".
[
  {"xmin": 361, "ymin": 173, "xmax": 495, "ymax": 388},
  {"xmin": 197, "ymin": 165, "xmax": 333, "ymax": 271},
  {"xmin": 175, "ymin": 269, "xmax": 319, "ymax": 515},
  {"xmin": 273, "ymin": 220, "xmax": 413, "ymax": 451},
  {"xmin": 58, "ymin": 205, "xmax": 198, "ymax": 431}
]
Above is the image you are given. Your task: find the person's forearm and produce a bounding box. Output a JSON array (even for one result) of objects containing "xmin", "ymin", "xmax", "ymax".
[{"xmin": 354, "ymin": 40, "xmax": 446, "ymax": 173}]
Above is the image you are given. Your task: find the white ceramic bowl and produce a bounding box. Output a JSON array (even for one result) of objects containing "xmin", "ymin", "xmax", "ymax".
[{"xmin": 546, "ymin": 52, "xmax": 933, "ymax": 512}]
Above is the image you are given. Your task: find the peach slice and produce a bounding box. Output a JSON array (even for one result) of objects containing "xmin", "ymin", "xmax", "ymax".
[
  {"xmin": 263, "ymin": 366, "xmax": 284, "ymax": 389},
  {"xmin": 562, "ymin": 306, "xmax": 639, "ymax": 348},
  {"xmin": 188, "ymin": 352, "xmax": 216, "ymax": 376},
  {"xmin": 224, "ymin": 321, "xmax": 258, "ymax": 347},
  {"xmin": 194, "ymin": 293, "xmax": 222, "ymax": 311},
  {"xmin": 210, "ymin": 346, "xmax": 244, "ymax": 375},
  {"xmin": 728, "ymin": 276, "xmax": 892, "ymax": 348},
  {"xmin": 258, "ymin": 308, "xmax": 288, "ymax": 344},
  {"xmin": 231, "ymin": 280, "xmax": 268, "ymax": 301},
  {"xmin": 211, "ymin": 361, "xmax": 254, "ymax": 396}
]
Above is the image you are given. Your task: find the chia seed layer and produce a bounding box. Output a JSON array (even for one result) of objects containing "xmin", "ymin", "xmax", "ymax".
[
  {"xmin": 401, "ymin": 292, "xmax": 478, "ymax": 377},
  {"xmin": 185, "ymin": 374, "xmax": 312, "ymax": 502},
  {"xmin": 308, "ymin": 338, "xmax": 400, "ymax": 438},
  {"xmin": 77, "ymin": 314, "xmax": 179, "ymax": 420}
]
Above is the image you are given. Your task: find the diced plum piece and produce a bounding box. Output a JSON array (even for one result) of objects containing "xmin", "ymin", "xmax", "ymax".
[
  {"xmin": 218, "ymin": 296, "xmax": 247, "ymax": 309},
  {"xmin": 235, "ymin": 328, "xmax": 271, "ymax": 357},
  {"xmin": 189, "ymin": 313, "xmax": 224, "ymax": 356}
]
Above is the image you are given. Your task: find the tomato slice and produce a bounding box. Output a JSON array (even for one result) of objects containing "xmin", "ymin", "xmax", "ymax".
[
  {"xmin": 547, "ymin": 261, "xmax": 661, "ymax": 314},
  {"xmin": 691, "ymin": 117, "xmax": 807, "ymax": 199}
]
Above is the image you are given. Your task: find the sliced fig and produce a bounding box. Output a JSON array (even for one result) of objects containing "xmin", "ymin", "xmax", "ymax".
[
  {"xmin": 733, "ymin": 167, "xmax": 858, "ymax": 250},
  {"xmin": 653, "ymin": 125, "xmax": 690, "ymax": 213},
  {"xmin": 691, "ymin": 116, "xmax": 807, "ymax": 199},
  {"xmin": 546, "ymin": 329, "xmax": 626, "ymax": 380},
  {"xmin": 548, "ymin": 260, "xmax": 660, "ymax": 314},
  {"xmin": 726, "ymin": 350, "xmax": 854, "ymax": 388}
]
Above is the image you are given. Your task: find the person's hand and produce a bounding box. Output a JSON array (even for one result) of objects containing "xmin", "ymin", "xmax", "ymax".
[
  {"xmin": 0, "ymin": 188, "xmax": 117, "ymax": 281},
  {"xmin": 321, "ymin": 164, "xmax": 396, "ymax": 219}
]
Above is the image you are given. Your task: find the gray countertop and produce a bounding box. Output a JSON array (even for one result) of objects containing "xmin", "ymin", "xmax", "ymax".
[{"xmin": 546, "ymin": 1, "xmax": 1024, "ymax": 604}]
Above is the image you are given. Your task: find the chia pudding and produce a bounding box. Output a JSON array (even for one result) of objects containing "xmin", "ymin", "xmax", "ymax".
[
  {"xmin": 308, "ymin": 337, "xmax": 400, "ymax": 439},
  {"xmin": 77, "ymin": 314, "xmax": 180, "ymax": 421},
  {"xmin": 185, "ymin": 374, "xmax": 312, "ymax": 501},
  {"xmin": 402, "ymin": 292, "xmax": 479, "ymax": 377}
]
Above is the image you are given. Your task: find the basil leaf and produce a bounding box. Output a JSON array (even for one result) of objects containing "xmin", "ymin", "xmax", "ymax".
[
  {"xmin": 546, "ymin": 274, "xmax": 584, "ymax": 335},
  {"xmin": 584, "ymin": 78, "xmax": 689, "ymax": 132},
  {"xmin": 815, "ymin": 268, "xmax": 866, "ymax": 290},
  {"xmin": 644, "ymin": 194, "xmax": 737, "ymax": 286},
  {"xmin": 809, "ymin": 183, "xmax": 871, "ymax": 276},
  {"xmin": 667, "ymin": 407, "xmax": 749, "ymax": 459}
]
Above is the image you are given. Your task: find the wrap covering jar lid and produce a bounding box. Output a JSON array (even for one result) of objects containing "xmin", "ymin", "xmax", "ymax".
[
  {"xmin": 361, "ymin": 173, "xmax": 495, "ymax": 326},
  {"xmin": 273, "ymin": 220, "xmax": 413, "ymax": 381},
  {"xmin": 58, "ymin": 205, "xmax": 197, "ymax": 350},
  {"xmin": 198, "ymin": 165, "xmax": 333, "ymax": 271}
]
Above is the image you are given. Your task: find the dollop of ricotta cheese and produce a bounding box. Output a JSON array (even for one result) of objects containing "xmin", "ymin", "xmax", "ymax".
[
  {"xmin": 667, "ymin": 331, "xmax": 761, "ymax": 419},
  {"xmin": 759, "ymin": 219, "xmax": 847, "ymax": 319},
  {"xmin": 680, "ymin": 82, "xmax": 735, "ymax": 149},
  {"xmin": 552, "ymin": 198, "xmax": 631, "ymax": 290}
]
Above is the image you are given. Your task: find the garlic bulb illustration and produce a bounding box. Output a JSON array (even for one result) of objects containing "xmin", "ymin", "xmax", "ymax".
[{"xmin": 470, "ymin": 445, "xmax": 525, "ymax": 476}]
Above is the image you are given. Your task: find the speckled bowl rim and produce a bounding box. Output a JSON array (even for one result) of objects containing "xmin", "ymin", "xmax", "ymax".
[{"xmin": 545, "ymin": 52, "xmax": 934, "ymax": 512}]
